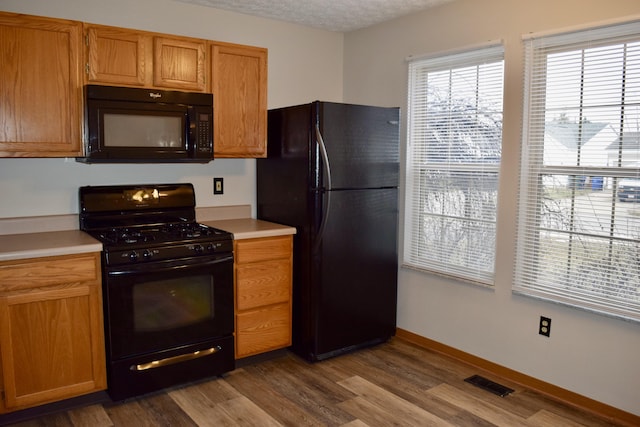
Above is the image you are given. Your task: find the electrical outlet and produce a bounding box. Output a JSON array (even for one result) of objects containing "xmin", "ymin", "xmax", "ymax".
[
  {"xmin": 539, "ymin": 316, "xmax": 551, "ymax": 337},
  {"xmin": 213, "ymin": 177, "xmax": 224, "ymax": 195}
]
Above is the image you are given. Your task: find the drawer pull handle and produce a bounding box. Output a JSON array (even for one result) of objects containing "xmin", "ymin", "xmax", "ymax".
[{"xmin": 130, "ymin": 345, "xmax": 221, "ymax": 371}]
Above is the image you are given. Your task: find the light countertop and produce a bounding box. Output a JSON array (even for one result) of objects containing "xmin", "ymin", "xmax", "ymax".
[
  {"xmin": 0, "ymin": 230, "xmax": 103, "ymax": 262},
  {"xmin": 0, "ymin": 217, "xmax": 295, "ymax": 262},
  {"xmin": 204, "ymin": 218, "xmax": 296, "ymax": 240}
]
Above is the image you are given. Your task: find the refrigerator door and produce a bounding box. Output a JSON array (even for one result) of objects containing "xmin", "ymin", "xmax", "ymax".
[
  {"xmin": 315, "ymin": 102, "xmax": 399, "ymax": 191},
  {"xmin": 311, "ymin": 187, "xmax": 398, "ymax": 360},
  {"xmin": 258, "ymin": 101, "xmax": 400, "ymax": 363},
  {"xmin": 258, "ymin": 103, "xmax": 319, "ymax": 358}
]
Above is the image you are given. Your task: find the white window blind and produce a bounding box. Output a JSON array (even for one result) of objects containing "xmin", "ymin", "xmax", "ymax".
[
  {"xmin": 515, "ymin": 20, "xmax": 640, "ymax": 321},
  {"xmin": 404, "ymin": 44, "xmax": 504, "ymax": 285}
]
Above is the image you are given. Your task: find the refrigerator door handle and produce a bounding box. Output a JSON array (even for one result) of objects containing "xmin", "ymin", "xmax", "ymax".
[
  {"xmin": 315, "ymin": 124, "xmax": 331, "ymax": 248},
  {"xmin": 315, "ymin": 124, "xmax": 332, "ymax": 190}
]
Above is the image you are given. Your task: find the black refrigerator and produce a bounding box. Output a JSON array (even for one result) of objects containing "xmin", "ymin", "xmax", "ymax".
[{"xmin": 257, "ymin": 101, "xmax": 400, "ymax": 362}]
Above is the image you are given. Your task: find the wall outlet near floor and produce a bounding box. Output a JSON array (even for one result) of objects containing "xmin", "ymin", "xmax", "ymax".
[
  {"xmin": 213, "ymin": 177, "xmax": 224, "ymax": 195},
  {"xmin": 539, "ymin": 316, "xmax": 551, "ymax": 337}
]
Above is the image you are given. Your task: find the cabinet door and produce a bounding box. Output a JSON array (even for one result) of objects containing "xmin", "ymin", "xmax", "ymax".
[
  {"xmin": 0, "ymin": 254, "xmax": 106, "ymax": 412},
  {"xmin": 0, "ymin": 13, "xmax": 82, "ymax": 157},
  {"xmin": 154, "ymin": 37, "xmax": 206, "ymax": 91},
  {"xmin": 236, "ymin": 303, "xmax": 291, "ymax": 358},
  {"xmin": 85, "ymin": 24, "xmax": 148, "ymax": 86},
  {"xmin": 211, "ymin": 43, "xmax": 267, "ymax": 158}
]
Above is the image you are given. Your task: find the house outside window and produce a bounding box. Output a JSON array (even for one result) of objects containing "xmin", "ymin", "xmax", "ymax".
[
  {"xmin": 514, "ymin": 21, "xmax": 640, "ymax": 321},
  {"xmin": 404, "ymin": 44, "xmax": 504, "ymax": 285}
]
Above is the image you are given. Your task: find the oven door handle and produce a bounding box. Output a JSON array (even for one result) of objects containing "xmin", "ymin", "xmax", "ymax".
[
  {"xmin": 130, "ymin": 345, "xmax": 222, "ymax": 371},
  {"xmin": 107, "ymin": 254, "xmax": 233, "ymax": 276}
]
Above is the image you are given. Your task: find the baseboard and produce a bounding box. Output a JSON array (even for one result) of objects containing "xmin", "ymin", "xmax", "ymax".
[{"xmin": 395, "ymin": 328, "xmax": 640, "ymax": 427}]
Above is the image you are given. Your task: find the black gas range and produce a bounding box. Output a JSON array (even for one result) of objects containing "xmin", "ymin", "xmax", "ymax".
[{"xmin": 79, "ymin": 183, "xmax": 235, "ymax": 401}]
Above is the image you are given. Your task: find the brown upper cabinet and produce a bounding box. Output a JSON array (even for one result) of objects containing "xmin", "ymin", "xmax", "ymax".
[
  {"xmin": 154, "ymin": 37, "xmax": 206, "ymax": 91},
  {"xmin": 81, "ymin": 24, "xmax": 269, "ymax": 157},
  {"xmin": 0, "ymin": 13, "xmax": 83, "ymax": 157},
  {"xmin": 85, "ymin": 24, "xmax": 147, "ymax": 86},
  {"xmin": 211, "ymin": 43, "xmax": 268, "ymax": 158},
  {"xmin": 0, "ymin": 12, "xmax": 267, "ymax": 158},
  {"xmin": 85, "ymin": 24, "xmax": 207, "ymax": 92}
]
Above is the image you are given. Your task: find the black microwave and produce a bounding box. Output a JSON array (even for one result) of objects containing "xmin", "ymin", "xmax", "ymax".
[{"xmin": 77, "ymin": 85, "xmax": 213, "ymax": 163}]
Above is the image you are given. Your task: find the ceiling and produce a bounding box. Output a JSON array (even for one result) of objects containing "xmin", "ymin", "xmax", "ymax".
[{"xmin": 174, "ymin": 0, "xmax": 454, "ymax": 32}]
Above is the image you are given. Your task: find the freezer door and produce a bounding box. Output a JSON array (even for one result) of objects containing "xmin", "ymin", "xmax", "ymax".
[
  {"xmin": 312, "ymin": 187, "xmax": 398, "ymax": 359},
  {"xmin": 258, "ymin": 104, "xmax": 313, "ymax": 228},
  {"xmin": 316, "ymin": 102, "xmax": 399, "ymax": 190}
]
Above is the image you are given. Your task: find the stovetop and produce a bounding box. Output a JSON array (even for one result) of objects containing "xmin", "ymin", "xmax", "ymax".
[
  {"xmin": 79, "ymin": 183, "xmax": 234, "ymax": 266},
  {"xmin": 91, "ymin": 222, "xmax": 229, "ymax": 247}
]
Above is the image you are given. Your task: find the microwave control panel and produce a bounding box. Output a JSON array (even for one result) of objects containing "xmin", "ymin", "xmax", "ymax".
[
  {"xmin": 197, "ymin": 113, "xmax": 212, "ymax": 153},
  {"xmin": 189, "ymin": 106, "xmax": 214, "ymax": 159}
]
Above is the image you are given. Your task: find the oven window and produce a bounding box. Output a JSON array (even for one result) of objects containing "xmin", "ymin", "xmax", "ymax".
[
  {"xmin": 133, "ymin": 275, "xmax": 214, "ymax": 332},
  {"xmin": 103, "ymin": 113, "xmax": 183, "ymax": 148}
]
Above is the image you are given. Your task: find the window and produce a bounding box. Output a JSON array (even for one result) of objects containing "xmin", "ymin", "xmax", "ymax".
[
  {"xmin": 515, "ymin": 21, "xmax": 640, "ymax": 321},
  {"xmin": 404, "ymin": 44, "xmax": 504, "ymax": 285}
]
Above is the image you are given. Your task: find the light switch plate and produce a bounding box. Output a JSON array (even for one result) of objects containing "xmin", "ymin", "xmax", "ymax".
[{"xmin": 213, "ymin": 177, "xmax": 224, "ymax": 195}]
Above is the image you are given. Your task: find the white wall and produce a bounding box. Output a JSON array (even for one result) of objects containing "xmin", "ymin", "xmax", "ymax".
[
  {"xmin": 343, "ymin": 0, "xmax": 640, "ymax": 416},
  {"xmin": 0, "ymin": 0, "xmax": 343, "ymax": 218}
]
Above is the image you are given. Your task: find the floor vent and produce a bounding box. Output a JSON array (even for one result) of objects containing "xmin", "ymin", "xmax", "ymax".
[{"xmin": 464, "ymin": 375, "xmax": 514, "ymax": 397}]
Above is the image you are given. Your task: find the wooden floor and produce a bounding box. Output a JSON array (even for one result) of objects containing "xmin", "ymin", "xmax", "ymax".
[{"xmin": 6, "ymin": 338, "xmax": 627, "ymax": 426}]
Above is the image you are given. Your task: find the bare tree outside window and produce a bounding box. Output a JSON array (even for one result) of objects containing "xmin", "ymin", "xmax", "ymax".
[{"xmin": 419, "ymin": 88, "xmax": 502, "ymax": 273}]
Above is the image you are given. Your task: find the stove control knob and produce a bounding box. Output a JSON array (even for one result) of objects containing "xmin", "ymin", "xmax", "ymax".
[
  {"xmin": 143, "ymin": 250, "xmax": 153, "ymax": 260},
  {"xmin": 206, "ymin": 243, "xmax": 215, "ymax": 252},
  {"xmin": 129, "ymin": 251, "xmax": 139, "ymax": 262},
  {"xmin": 193, "ymin": 244, "xmax": 204, "ymax": 254}
]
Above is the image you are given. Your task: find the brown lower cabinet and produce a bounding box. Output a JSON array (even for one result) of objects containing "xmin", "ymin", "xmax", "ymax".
[
  {"xmin": 234, "ymin": 235, "xmax": 293, "ymax": 358},
  {"xmin": 0, "ymin": 253, "xmax": 106, "ymax": 413}
]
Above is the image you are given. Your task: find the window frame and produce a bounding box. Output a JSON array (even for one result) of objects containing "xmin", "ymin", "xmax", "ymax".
[
  {"xmin": 514, "ymin": 20, "xmax": 640, "ymax": 321},
  {"xmin": 404, "ymin": 43, "xmax": 505, "ymax": 286}
]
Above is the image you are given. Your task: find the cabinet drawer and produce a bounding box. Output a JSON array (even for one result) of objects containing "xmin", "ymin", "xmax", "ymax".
[
  {"xmin": 0, "ymin": 254, "xmax": 100, "ymax": 292},
  {"xmin": 236, "ymin": 259, "xmax": 290, "ymax": 311},
  {"xmin": 235, "ymin": 236, "xmax": 291, "ymax": 263},
  {"xmin": 235, "ymin": 303, "xmax": 291, "ymax": 358}
]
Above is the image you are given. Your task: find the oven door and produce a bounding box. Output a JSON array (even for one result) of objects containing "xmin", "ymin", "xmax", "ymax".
[{"xmin": 103, "ymin": 253, "xmax": 233, "ymax": 361}]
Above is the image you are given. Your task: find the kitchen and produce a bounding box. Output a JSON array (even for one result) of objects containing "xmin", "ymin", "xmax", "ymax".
[{"xmin": 0, "ymin": 0, "xmax": 639, "ymax": 424}]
